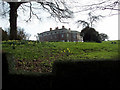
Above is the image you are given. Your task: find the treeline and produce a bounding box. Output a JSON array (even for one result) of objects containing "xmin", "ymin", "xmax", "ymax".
[
  {"xmin": 1, "ymin": 26, "xmax": 108, "ymax": 42},
  {"xmin": 1, "ymin": 27, "xmax": 31, "ymax": 41},
  {"xmin": 81, "ymin": 26, "xmax": 108, "ymax": 43}
]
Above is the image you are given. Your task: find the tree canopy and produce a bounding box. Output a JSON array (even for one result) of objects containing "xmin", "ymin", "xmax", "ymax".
[
  {"xmin": 80, "ymin": 26, "xmax": 102, "ymax": 43},
  {"xmin": 99, "ymin": 33, "xmax": 109, "ymax": 41},
  {"xmin": 0, "ymin": 27, "xmax": 9, "ymax": 41}
]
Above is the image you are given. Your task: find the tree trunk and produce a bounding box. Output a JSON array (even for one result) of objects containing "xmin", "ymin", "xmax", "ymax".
[{"xmin": 9, "ymin": 2, "xmax": 22, "ymax": 40}]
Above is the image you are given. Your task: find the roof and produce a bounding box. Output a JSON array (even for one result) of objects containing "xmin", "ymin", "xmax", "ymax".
[{"xmin": 38, "ymin": 27, "xmax": 80, "ymax": 35}]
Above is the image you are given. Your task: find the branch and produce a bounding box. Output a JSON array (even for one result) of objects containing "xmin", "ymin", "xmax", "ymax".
[
  {"xmin": 38, "ymin": 1, "xmax": 73, "ymax": 22},
  {"xmin": 74, "ymin": 0, "xmax": 120, "ymax": 13},
  {"xmin": 25, "ymin": 2, "xmax": 32, "ymax": 22},
  {"xmin": 102, "ymin": 7, "xmax": 120, "ymax": 11},
  {"xmin": 76, "ymin": 20, "xmax": 89, "ymax": 28},
  {"xmin": 0, "ymin": 1, "xmax": 10, "ymax": 17},
  {"xmin": 24, "ymin": 2, "xmax": 41, "ymax": 22}
]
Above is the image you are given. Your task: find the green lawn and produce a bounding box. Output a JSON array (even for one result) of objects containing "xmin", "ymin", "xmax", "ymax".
[{"xmin": 2, "ymin": 40, "xmax": 119, "ymax": 74}]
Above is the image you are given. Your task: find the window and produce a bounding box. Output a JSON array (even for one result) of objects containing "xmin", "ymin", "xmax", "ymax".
[
  {"xmin": 62, "ymin": 34, "xmax": 64, "ymax": 37},
  {"xmin": 73, "ymin": 35, "xmax": 76, "ymax": 39},
  {"xmin": 67, "ymin": 34, "xmax": 69, "ymax": 37},
  {"xmin": 51, "ymin": 36, "xmax": 52, "ymax": 39},
  {"xmin": 54, "ymin": 35, "xmax": 57, "ymax": 38},
  {"xmin": 67, "ymin": 40, "xmax": 69, "ymax": 42},
  {"xmin": 62, "ymin": 40, "xmax": 65, "ymax": 42}
]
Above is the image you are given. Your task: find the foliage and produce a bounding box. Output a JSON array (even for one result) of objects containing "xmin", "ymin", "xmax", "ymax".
[
  {"xmin": 2, "ymin": 40, "xmax": 119, "ymax": 74},
  {"xmin": 99, "ymin": 33, "xmax": 109, "ymax": 41},
  {"xmin": 17, "ymin": 27, "xmax": 31, "ymax": 40},
  {"xmin": 5, "ymin": 27, "xmax": 31, "ymax": 40},
  {"xmin": 80, "ymin": 26, "xmax": 102, "ymax": 43},
  {"xmin": 0, "ymin": 28, "xmax": 9, "ymax": 41}
]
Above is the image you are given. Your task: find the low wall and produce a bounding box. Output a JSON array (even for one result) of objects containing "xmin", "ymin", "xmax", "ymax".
[
  {"xmin": 2, "ymin": 52, "xmax": 120, "ymax": 88},
  {"xmin": 52, "ymin": 60, "xmax": 120, "ymax": 88}
]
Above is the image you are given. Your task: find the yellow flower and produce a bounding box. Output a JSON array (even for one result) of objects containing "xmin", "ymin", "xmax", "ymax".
[
  {"xmin": 11, "ymin": 44, "xmax": 13, "ymax": 46},
  {"xmin": 28, "ymin": 42, "xmax": 31, "ymax": 44},
  {"xmin": 68, "ymin": 50, "xmax": 70, "ymax": 53},
  {"xmin": 8, "ymin": 40, "xmax": 12, "ymax": 42},
  {"xmin": 67, "ymin": 48, "xmax": 69, "ymax": 50},
  {"xmin": 64, "ymin": 50, "xmax": 66, "ymax": 52}
]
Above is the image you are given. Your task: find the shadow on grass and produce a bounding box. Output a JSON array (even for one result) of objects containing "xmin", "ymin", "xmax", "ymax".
[{"xmin": 2, "ymin": 52, "xmax": 120, "ymax": 89}]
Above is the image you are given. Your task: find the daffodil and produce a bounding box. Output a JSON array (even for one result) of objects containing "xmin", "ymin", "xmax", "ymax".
[
  {"xmin": 68, "ymin": 50, "xmax": 71, "ymax": 53},
  {"xmin": 11, "ymin": 44, "xmax": 13, "ymax": 46},
  {"xmin": 67, "ymin": 48, "xmax": 69, "ymax": 50}
]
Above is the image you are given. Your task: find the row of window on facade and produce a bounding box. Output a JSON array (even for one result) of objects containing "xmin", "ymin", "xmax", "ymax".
[
  {"xmin": 39, "ymin": 34, "xmax": 77, "ymax": 39},
  {"xmin": 39, "ymin": 35, "xmax": 82, "ymax": 42},
  {"xmin": 39, "ymin": 31, "xmax": 69, "ymax": 37},
  {"xmin": 38, "ymin": 26, "xmax": 83, "ymax": 42}
]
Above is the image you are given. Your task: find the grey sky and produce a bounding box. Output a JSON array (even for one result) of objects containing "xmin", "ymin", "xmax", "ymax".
[{"xmin": 0, "ymin": 0, "xmax": 118, "ymax": 40}]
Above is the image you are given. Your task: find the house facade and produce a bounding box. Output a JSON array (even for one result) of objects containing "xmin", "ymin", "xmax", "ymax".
[{"xmin": 37, "ymin": 26, "xmax": 83, "ymax": 42}]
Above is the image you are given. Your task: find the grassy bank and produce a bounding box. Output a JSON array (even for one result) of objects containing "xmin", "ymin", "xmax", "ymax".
[{"xmin": 2, "ymin": 40, "xmax": 119, "ymax": 74}]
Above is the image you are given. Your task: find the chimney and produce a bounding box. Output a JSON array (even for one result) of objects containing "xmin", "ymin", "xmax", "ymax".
[
  {"xmin": 50, "ymin": 28, "xmax": 52, "ymax": 31},
  {"xmin": 55, "ymin": 27, "xmax": 58, "ymax": 30},
  {"xmin": 62, "ymin": 26, "xmax": 65, "ymax": 29}
]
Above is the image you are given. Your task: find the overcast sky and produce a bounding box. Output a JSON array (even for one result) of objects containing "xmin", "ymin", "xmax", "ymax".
[{"xmin": 0, "ymin": 0, "xmax": 118, "ymax": 40}]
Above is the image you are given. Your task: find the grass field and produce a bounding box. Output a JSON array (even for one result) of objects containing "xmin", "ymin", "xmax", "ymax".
[{"xmin": 2, "ymin": 40, "xmax": 119, "ymax": 74}]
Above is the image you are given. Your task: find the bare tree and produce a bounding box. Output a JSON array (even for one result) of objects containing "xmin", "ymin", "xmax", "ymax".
[
  {"xmin": 17, "ymin": 27, "xmax": 31, "ymax": 40},
  {"xmin": 9, "ymin": 2, "xmax": 22, "ymax": 40},
  {"xmin": 75, "ymin": 0, "xmax": 119, "ymax": 28},
  {"xmin": 87, "ymin": 12, "xmax": 103, "ymax": 27},
  {"xmin": 34, "ymin": 35, "xmax": 39, "ymax": 41},
  {"xmin": 76, "ymin": 20, "xmax": 89, "ymax": 28},
  {"xmin": 74, "ymin": 0, "xmax": 120, "ymax": 16},
  {"xmin": 0, "ymin": 0, "xmax": 73, "ymax": 40},
  {"xmin": 76, "ymin": 12, "xmax": 103, "ymax": 28},
  {"xmin": 26, "ymin": 33, "xmax": 31, "ymax": 40}
]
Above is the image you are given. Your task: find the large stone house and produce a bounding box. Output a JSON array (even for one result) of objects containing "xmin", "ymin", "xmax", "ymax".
[{"xmin": 37, "ymin": 26, "xmax": 83, "ymax": 42}]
